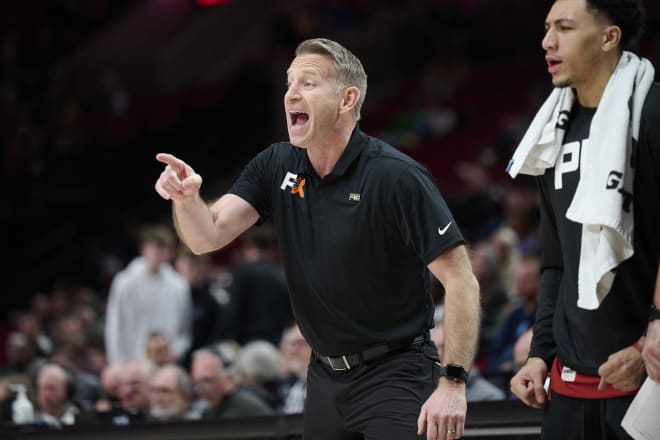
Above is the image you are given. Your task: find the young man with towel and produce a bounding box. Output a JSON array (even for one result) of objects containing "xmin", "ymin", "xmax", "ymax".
[{"xmin": 507, "ymin": 0, "xmax": 660, "ymax": 438}]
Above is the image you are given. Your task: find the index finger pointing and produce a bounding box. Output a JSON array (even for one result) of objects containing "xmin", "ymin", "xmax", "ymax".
[{"xmin": 156, "ymin": 153, "xmax": 186, "ymax": 172}]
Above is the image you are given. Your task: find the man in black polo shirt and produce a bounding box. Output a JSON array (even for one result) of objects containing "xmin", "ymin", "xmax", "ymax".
[{"xmin": 155, "ymin": 38, "xmax": 480, "ymax": 440}]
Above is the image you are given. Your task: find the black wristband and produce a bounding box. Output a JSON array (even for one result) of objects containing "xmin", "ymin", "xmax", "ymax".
[{"xmin": 651, "ymin": 304, "xmax": 660, "ymax": 322}]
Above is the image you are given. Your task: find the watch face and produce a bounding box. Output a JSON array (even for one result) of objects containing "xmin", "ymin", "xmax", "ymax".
[{"xmin": 446, "ymin": 364, "xmax": 464, "ymax": 379}]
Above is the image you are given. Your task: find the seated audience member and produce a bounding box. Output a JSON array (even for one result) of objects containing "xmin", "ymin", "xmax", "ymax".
[
  {"xmin": 487, "ymin": 255, "xmax": 540, "ymax": 373},
  {"xmin": 431, "ymin": 325, "xmax": 505, "ymax": 402},
  {"xmin": 175, "ymin": 246, "xmax": 229, "ymax": 366},
  {"xmin": 148, "ymin": 364, "xmax": 198, "ymax": 421},
  {"xmin": 116, "ymin": 359, "xmax": 152, "ymax": 421},
  {"xmin": 278, "ymin": 323, "xmax": 310, "ymax": 414},
  {"xmin": 145, "ymin": 331, "xmax": 175, "ymax": 368},
  {"xmin": 190, "ymin": 349, "xmax": 272, "ymax": 419},
  {"xmin": 235, "ymin": 340, "xmax": 282, "ymax": 410},
  {"xmin": 95, "ymin": 361, "xmax": 122, "ymax": 413},
  {"xmin": 34, "ymin": 363, "xmax": 80, "ymax": 427}
]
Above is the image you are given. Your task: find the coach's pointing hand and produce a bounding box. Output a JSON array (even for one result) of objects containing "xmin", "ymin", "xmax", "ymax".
[{"xmin": 155, "ymin": 153, "xmax": 203, "ymax": 202}]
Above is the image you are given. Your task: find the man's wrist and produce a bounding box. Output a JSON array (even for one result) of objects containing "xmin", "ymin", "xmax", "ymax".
[{"xmin": 650, "ymin": 304, "xmax": 660, "ymax": 322}]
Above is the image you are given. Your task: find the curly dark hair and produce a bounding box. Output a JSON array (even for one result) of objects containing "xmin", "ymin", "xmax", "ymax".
[{"xmin": 586, "ymin": 0, "xmax": 646, "ymax": 48}]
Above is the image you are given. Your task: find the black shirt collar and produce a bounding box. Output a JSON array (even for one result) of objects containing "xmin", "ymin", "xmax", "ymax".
[{"xmin": 299, "ymin": 125, "xmax": 367, "ymax": 179}]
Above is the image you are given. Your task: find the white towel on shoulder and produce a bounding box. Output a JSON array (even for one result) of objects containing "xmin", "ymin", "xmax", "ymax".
[{"xmin": 507, "ymin": 52, "xmax": 655, "ymax": 310}]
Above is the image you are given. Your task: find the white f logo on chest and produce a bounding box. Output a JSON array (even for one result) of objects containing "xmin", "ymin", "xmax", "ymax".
[{"xmin": 280, "ymin": 172, "xmax": 299, "ymax": 191}]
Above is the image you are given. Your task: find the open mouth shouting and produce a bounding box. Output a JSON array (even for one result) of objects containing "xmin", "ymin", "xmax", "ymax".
[{"xmin": 288, "ymin": 111, "xmax": 310, "ymax": 138}]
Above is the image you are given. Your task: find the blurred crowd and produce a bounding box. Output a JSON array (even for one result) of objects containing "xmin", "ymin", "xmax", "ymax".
[{"xmin": 0, "ymin": 216, "xmax": 542, "ymax": 428}]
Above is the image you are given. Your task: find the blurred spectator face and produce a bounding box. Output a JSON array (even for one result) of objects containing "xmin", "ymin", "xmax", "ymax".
[
  {"xmin": 6, "ymin": 332, "xmax": 37, "ymax": 368},
  {"xmin": 52, "ymin": 316, "xmax": 85, "ymax": 348},
  {"xmin": 515, "ymin": 258, "xmax": 541, "ymax": 301},
  {"xmin": 16, "ymin": 312, "xmax": 40, "ymax": 338},
  {"xmin": 149, "ymin": 366, "xmax": 190, "ymax": 420},
  {"xmin": 118, "ymin": 360, "xmax": 150, "ymax": 411},
  {"xmin": 174, "ymin": 251, "xmax": 209, "ymax": 287},
  {"xmin": 142, "ymin": 241, "xmax": 173, "ymax": 272},
  {"xmin": 146, "ymin": 333, "xmax": 173, "ymax": 367},
  {"xmin": 280, "ymin": 325, "xmax": 311, "ymax": 380},
  {"xmin": 36, "ymin": 364, "xmax": 70, "ymax": 417},
  {"xmin": 100, "ymin": 362, "xmax": 122, "ymax": 398},
  {"xmin": 30, "ymin": 293, "xmax": 52, "ymax": 322},
  {"xmin": 191, "ymin": 353, "xmax": 232, "ymax": 408}
]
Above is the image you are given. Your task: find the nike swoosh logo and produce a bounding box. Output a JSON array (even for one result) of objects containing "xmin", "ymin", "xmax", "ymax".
[{"xmin": 438, "ymin": 222, "xmax": 452, "ymax": 235}]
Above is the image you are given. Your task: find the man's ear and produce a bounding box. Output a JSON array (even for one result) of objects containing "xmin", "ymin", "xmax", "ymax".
[
  {"xmin": 339, "ymin": 86, "xmax": 360, "ymax": 115},
  {"xmin": 602, "ymin": 25, "xmax": 621, "ymax": 52}
]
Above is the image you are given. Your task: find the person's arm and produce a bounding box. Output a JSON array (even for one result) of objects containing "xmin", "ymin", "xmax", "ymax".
[
  {"xmin": 155, "ymin": 153, "xmax": 259, "ymax": 254},
  {"xmin": 642, "ymin": 264, "xmax": 660, "ymax": 381},
  {"xmin": 418, "ymin": 243, "xmax": 479, "ymax": 440}
]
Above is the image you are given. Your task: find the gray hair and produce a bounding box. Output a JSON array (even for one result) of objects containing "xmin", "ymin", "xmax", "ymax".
[
  {"xmin": 152, "ymin": 364, "xmax": 193, "ymax": 397},
  {"xmin": 235, "ymin": 340, "xmax": 281, "ymax": 385},
  {"xmin": 191, "ymin": 348, "xmax": 236, "ymax": 380},
  {"xmin": 295, "ymin": 38, "xmax": 367, "ymax": 121}
]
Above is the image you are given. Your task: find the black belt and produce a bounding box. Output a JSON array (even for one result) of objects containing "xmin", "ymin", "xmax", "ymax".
[{"xmin": 316, "ymin": 332, "xmax": 429, "ymax": 371}]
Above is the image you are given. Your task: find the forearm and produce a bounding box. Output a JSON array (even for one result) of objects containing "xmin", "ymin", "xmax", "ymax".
[
  {"xmin": 172, "ymin": 194, "xmax": 222, "ymax": 254},
  {"xmin": 529, "ymin": 267, "xmax": 561, "ymax": 367},
  {"xmin": 442, "ymin": 273, "xmax": 480, "ymax": 369}
]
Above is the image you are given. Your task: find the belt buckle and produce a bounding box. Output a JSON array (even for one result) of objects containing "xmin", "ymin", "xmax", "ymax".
[{"xmin": 326, "ymin": 355, "xmax": 351, "ymax": 371}]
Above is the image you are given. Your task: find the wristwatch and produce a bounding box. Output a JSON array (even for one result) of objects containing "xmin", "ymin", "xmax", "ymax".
[
  {"xmin": 650, "ymin": 304, "xmax": 660, "ymax": 322},
  {"xmin": 438, "ymin": 363, "xmax": 469, "ymax": 383}
]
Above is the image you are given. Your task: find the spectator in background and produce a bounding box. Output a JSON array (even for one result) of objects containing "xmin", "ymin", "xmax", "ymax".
[
  {"xmin": 145, "ymin": 331, "xmax": 175, "ymax": 368},
  {"xmin": 104, "ymin": 225, "xmax": 192, "ymax": 363},
  {"xmin": 226, "ymin": 225, "xmax": 292, "ymax": 347},
  {"xmin": 1, "ymin": 332, "xmax": 43, "ymax": 378},
  {"xmin": 14, "ymin": 311, "xmax": 52, "ymax": 357},
  {"xmin": 278, "ymin": 323, "xmax": 310, "ymax": 414},
  {"xmin": 235, "ymin": 340, "xmax": 283, "ymax": 410},
  {"xmin": 116, "ymin": 359, "xmax": 152, "ymax": 421},
  {"xmin": 470, "ymin": 241, "xmax": 511, "ymax": 368},
  {"xmin": 175, "ymin": 245, "xmax": 229, "ymax": 366},
  {"xmin": 34, "ymin": 363, "xmax": 80, "ymax": 427},
  {"xmin": 190, "ymin": 349, "xmax": 272, "ymax": 419},
  {"xmin": 95, "ymin": 361, "xmax": 122, "ymax": 414},
  {"xmin": 488, "ymin": 255, "xmax": 540, "ymax": 374},
  {"xmin": 148, "ymin": 364, "xmax": 198, "ymax": 421}
]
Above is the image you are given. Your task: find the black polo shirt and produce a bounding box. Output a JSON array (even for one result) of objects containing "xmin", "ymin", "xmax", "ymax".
[{"xmin": 229, "ymin": 127, "xmax": 463, "ymax": 356}]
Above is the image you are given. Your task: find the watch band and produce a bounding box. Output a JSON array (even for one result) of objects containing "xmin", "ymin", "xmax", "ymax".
[
  {"xmin": 651, "ymin": 304, "xmax": 660, "ymax": 322},
  {"xmin": 439, "ymin": 363, "xmax": 469, "ymax": 382}
]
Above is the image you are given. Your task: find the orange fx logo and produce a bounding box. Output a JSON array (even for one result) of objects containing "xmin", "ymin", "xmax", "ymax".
[{"xmin": 280, "ymin": 172, "xmax": 306, "ymax": 199}]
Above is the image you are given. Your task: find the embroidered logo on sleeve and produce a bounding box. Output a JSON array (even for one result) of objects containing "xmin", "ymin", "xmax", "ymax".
[{"xmin": 438, "ymin": 222, "xmax": 452, "ymax": 235}]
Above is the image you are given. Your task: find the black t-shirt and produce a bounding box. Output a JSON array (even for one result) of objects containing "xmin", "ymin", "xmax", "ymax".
[
  {"xmin": 531, "ymin": 84, "xmax": 660, "ymax": 375},
  {"xmin": 229, "ymin": 127, "xmax": 463, "ymax": 355}
]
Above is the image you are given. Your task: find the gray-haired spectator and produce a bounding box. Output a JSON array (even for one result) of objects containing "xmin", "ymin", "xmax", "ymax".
[
  {"xmin": 34, "ymin": 363, "xmax": 80, "ymax": 427},
  {"xmin": 190, "ymin": 349, "xmax": 272, "ymax": 419},
  {"xmin": 148, "ymin": 364, "xmax": 198, "ymax": 421},
  {"xmin": 117, "ymin": 359, "xmax": 152, "ymax": 419},
  {"xmin": 235, "ymin": 340, "xmax": 283, "ymax": 410}
]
